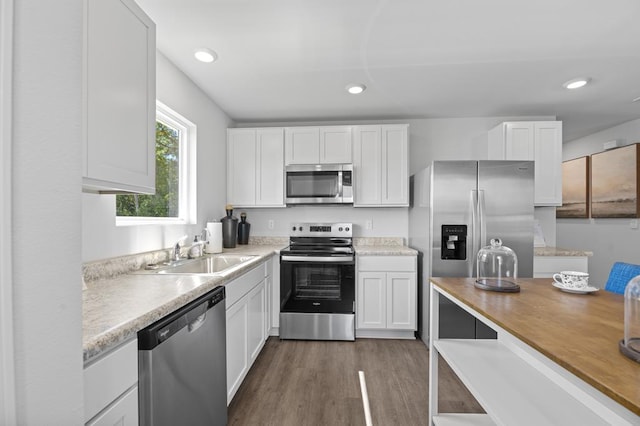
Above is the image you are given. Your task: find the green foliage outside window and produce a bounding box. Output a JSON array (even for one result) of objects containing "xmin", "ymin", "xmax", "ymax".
[{"xmin": 116, "ymin": 121, "xmax": 180, "ymax": 217}]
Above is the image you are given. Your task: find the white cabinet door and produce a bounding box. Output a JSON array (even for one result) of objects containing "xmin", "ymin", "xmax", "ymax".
[
  {"xmin": 533, "ymin": 122, "xmax": 562, "ymax": 205},
  {"xmin": 505, "ymin": 122, "xmax": 535, "ymax": 160},
  {"xmin": 488, "ymin": 121, "xmax": 562, "ymax": 206},
  {"xmin": 227, "ymin": 129, "xmax": 257, "ymax": 206},
  {"xmin": 353, "ymin": 124, "xmax": 409, "ymax": 207},
  {"xmin": 226, "ymin": 297, "xmax": 249, "ymax": 404},
  {"xmin": 320, "ymin": 126, "xmax": 352, "ymax": 163},
  {"xmin": 353, "ymin": 126, "xmax": 382, "ymax": 206},
  {"xmin": 247, "ymin": 280, "xmax": 266, "ymax": 364},
  {"xmin": 381, "ymin": 125, "xmax": 409, "ymax": 206},
  {"xmin": 285, "ymin": 127, "xmax": 320, "ymax": 164},
  {"xmin": 264, "ymin": 274, "xmax": 272, "ymax": 337},
  {"xmin": 386, "ymin": 272, "xmax": 416, "ymax": 329},
  {"xmin": 256, "ymin": 128, "xmax": 285, "ymax": 206},
  {"xmin": 227, "ymin": 128, "xmax": 285, "ymax": 207},
  {"xmin": 357, "ymin": 272, "xmax": 386, "ymax": 329},
  {"xmin": 83, "ymin": 0, "xmax": 156, "ymax": 193}
]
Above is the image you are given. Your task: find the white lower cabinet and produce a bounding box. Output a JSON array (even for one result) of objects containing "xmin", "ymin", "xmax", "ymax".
[
  {"xmin": 534, "ymin": 255, "xmax": 589, "ymax": 278},
  {"xmin": 247, "ymin": 281, "xmax": 266, "ymax": 364},
  {"xmin": 356, "ymin": 256, "xmax": 417, "ymax": 338},
  {"xmin": 225, "ymin": 263, "xmax": 269, "ymax": 404},
  {"xmin": 84, "ymin": 339, "xmax": 138, "ymax": 425}
]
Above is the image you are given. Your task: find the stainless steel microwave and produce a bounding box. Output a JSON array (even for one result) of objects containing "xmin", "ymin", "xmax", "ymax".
[{"xmin": 285, "ymin": 164, "xmax": 353, "ymax": 205}]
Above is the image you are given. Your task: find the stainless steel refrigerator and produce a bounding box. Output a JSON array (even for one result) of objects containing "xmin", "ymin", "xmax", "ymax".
[{"xmin": 409, "ymin": 160, "xmax": 534, "ymax": 344}]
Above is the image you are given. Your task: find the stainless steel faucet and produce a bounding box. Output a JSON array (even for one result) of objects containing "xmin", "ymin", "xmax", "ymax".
[{"xmin": 172, "ymin": 235, "xmax": 188, "ymax": 262}]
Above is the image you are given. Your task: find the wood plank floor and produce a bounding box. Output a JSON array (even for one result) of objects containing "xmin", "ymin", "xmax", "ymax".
[{"xmin": 228, "ymin": 337, "xmax": 483, "ymax": 425}]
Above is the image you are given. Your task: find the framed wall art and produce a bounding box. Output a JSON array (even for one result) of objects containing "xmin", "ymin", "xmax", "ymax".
[
  {"xmin": 590, "ymin": 143, "xmax": 640, "ymax": 218},
  {"xmin": 557, "ymin": 156, "xmax": 590, "ymax": 218}
]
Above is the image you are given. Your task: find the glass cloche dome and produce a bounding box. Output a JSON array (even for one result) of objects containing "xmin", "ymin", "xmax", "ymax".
[
  {"xmin": 475, "ymin": 238, "xmax": 520, "ymax": 293},
  {"xmin": 620, "ymin": 275, "xmax": 640, "ymax": 362}
]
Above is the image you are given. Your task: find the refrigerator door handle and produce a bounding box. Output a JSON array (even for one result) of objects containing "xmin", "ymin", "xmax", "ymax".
[
  {"xmin": 470, "ymin": 189, "xmax": 479, "ymax": 275},
  {"xmin": 478, "ymin": 189, "xmax": 487, "ymax": 249}
]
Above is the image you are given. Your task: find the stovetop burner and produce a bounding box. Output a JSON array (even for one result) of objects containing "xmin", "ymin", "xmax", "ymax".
[{"xmin": 281, "ymin": 222, "xmax": 354, "ymax": 257}]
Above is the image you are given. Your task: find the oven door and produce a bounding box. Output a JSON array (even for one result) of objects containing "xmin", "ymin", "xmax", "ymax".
[{"xmin": 280, "ymin": 256, "xmax": 355, "ymax": 314}]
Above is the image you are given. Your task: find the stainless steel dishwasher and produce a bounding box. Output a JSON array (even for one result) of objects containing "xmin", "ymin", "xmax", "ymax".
[{"xmin": 138, "ymin": 286, "xmax": 227, "ymax": 426}]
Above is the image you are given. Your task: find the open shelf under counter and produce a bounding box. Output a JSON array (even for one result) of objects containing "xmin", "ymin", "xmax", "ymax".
[
  {"xmin": 433, "ymin": 414, "xmax": 494, "ymax": 426},
  {"xmin": 434, "ymin": 339, "xmax": 608, "ymax": 425},
  {"xmin": 428, "ymin": 278, "xmax": 640, "ymax": 426}
]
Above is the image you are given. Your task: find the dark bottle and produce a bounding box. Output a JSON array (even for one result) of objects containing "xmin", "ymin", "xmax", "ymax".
[
  {"xmin": 237, "ymin": 212, "xmax": 251, "ymax": 245},
  {"xmin": 220, "ymin": 205, "xmax": 238, "ymax": 248}
]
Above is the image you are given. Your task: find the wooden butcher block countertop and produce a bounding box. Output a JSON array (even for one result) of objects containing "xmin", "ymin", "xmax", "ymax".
[{"xmin": 430, "ymin": 277, "xmax": 640, "ymax": 416}]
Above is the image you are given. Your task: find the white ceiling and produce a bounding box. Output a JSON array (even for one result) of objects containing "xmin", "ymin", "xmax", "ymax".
[{"xmin": 136, "ymin": 0, "xmax": 640, "ymax": 142}]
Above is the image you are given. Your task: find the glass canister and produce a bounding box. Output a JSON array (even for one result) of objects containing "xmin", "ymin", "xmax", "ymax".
[
  {"xmin": 620, "ymin": 275, "xmax": 640, "ymax": 362},
  {"xmin": 475, "ymin": 238, "xmax": 520, "ymax": 293}
]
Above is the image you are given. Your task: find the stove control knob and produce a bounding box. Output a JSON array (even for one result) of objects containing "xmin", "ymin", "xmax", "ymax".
[
  {"xmin": 338, "ymin": 227, "xmax": 343, "ymax": 232},
  {"xmin": 292, "ymin": 226, "xmax": 297, "ymax": 231},
  {"xmin": 345, "ymin": 227, "xmax": 350, "ymax": 232},
  {"xmin": 299, "ymin": 226, "xmax": 304, "ymax": 231}
]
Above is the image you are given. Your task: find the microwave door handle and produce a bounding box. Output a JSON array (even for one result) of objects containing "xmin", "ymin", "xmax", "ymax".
[{"xmin": 338, "ymin": 170, "xmax": 343, "ymax": 201}]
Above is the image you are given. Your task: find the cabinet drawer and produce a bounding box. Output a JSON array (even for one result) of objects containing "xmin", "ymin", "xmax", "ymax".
[
  {"xmin": 358, "ymin": 256, "xmax": 416, "ymax": 272},
  {"xmin": 225, "ymin": 263, "xmax": 267, "ymax": 308},
  {"xmin": 86, "ymin": 385, "xmax": 138, "ymax": 426},
  {"xmin": 84, "ymin": 339, "xmax": 138, "ymax": 423}
]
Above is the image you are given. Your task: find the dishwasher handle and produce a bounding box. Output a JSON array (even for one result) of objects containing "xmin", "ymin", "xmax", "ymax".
[{"xmin": 138, "ymin": 286, "xmax": 225, "ymax": 350}]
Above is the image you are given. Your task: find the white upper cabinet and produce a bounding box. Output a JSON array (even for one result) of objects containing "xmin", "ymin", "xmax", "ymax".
[
  {"xmin": 320, "ymin": 126, "xmax": 352, "ymax": 163},
  {"xmin": 227, "ymin": 128, "xmax": 285, "ymax": 207},
  {"xmin": 353, "ymin": 124, "xmax": 409, "ymax": 207},
  {"xmin": 285, "ymin": 126, "xmax": 352, "ymax": 164},
  {"xmin": 83, "ymin": 0, "xmax": 156, "ymax": 193},
  {"xmin": 488, "ymin": 121, "xmax": 562, "ymax": 206}
]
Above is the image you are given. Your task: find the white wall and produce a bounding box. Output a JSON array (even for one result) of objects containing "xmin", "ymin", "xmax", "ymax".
[
  {"xmin": 12, "ymin": 0, "xmax": 84, "ymax": 423},
  {"xmin": 558, "ymin": 118, "xmax": 640, "ymax": 286},
  {"xmin": 82, "ymin": 52, "xmax": 232, "ymax": 261}
]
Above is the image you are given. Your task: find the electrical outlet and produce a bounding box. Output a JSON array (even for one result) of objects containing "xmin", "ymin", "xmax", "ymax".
[
  {"xmin": 631, "ymin": 219, "xmax": 638, "ymax": 230},
  {"xmin": 365, "ymin": 220, "xmax": 373, "ymax": 230},
  {"xmin": 268, "ymin": 220, "xmax": 274, "ymax": 230}
]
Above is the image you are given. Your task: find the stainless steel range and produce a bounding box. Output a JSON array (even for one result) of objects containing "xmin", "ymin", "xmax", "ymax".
[{"xmin": 279, "ymin": 223, "xmax": 355, "ymax": 341}]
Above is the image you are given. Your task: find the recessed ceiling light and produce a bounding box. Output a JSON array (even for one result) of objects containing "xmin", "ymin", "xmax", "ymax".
[
  {"xmin": 562, "ymin": 78, "xmax": 590, "ymax": 90},
  {"xmin": 346, "ymin": 84, "xmax": 366, "ymax": 95},
  {"xmin": 194, "ymin": 48, "xmax": 217, "ymax": 63}
]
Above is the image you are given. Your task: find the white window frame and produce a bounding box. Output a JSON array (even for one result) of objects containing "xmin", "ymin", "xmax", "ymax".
[{"xmin": 116, "ymin": 100, "xmax": 197, "ymax": 226}]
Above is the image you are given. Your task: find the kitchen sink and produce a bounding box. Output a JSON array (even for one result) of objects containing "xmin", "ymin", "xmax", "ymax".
[{"xmin": 136, "ymin": 254, "xmax": 258, "ymax": 275}]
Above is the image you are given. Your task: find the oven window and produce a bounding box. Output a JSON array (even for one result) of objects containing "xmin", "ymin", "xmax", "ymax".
[
  {"xmin": 293, "ymin": 264, "xmax": 342, "ymax": 300},
  {"xmin": 287, "ymin": 171, "xmax": 339, "ymax": 198}
]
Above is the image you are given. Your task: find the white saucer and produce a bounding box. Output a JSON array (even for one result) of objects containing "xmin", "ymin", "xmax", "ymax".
[{"xmin": 552, "ymin": 281, "xmax": 599, "ymax": 294}]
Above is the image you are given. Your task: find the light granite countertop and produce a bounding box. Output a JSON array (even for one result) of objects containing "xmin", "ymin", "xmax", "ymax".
[
  {"xmin": 83, "ymin": 243, "xmax": 285, "ymax": 363},
  {"xmin": 534, "ymin": 246, "xmax": 593, "ymax": 257},
  {"xmin": 354, "ymin": 237, "xmax": 417, "ymax": 256},
  {"xmin": 82, "ymin": 236, "xmax": 416, "ymax": 362}
]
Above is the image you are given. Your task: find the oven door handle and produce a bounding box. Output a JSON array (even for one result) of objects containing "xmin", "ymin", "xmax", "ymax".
[{"xmin": 281, "ymin": 255, "xmax": 355, "ymax": 263}]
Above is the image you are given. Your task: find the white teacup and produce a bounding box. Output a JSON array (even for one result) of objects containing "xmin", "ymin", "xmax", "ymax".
[{"xmin": 553, "ymin": 271, "xmax": 589, "ymax": 289}]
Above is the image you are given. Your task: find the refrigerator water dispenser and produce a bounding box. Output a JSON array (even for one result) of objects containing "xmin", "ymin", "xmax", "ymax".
[{"xmin": 441, "ymin": 225, "xmax": 467, "ymax": 260}]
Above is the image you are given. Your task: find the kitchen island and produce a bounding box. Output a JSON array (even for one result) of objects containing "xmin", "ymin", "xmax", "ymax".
[{"xmin": 429, "ymin": 277, "xmax": 640, "ymax": 425}]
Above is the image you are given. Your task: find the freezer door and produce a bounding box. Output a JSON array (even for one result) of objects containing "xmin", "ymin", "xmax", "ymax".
[
  {"xmin": 430, "ymin": 161, "xmax": 477, "ymax": 278},
  {"xmin": 478, "ymin": 161, "xmax": 534, "ymax": 277}
]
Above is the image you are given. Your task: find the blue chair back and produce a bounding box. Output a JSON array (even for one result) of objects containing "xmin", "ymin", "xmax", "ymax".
[{"xmin": 604, "ymin": 262, "xmax": 640, "ymax": 294}]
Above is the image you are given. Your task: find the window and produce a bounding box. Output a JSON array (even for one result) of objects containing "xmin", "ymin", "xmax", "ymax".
[{"xmin": 116, "ymin": 101, "xmax": 196, "ymax": 225}]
